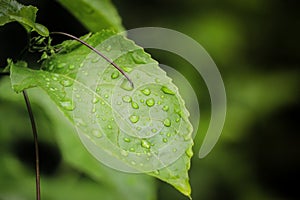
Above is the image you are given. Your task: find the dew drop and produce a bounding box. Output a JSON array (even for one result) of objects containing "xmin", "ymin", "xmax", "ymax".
[
  {"xmin": 151, "ymin": 128, "xmax": 157, "ymax": 133},
  {"xmin": 161, "ymin": 86, "xmax": 175, "ymax": 95},
  {"xmin": 129, "ymin": 115, "xmax": 139, "ymax": 123},
  {"xmin": 68, "ymin": 64, "xmax": 75, "ymax": 70},
  {"xmin": 92, "ymin": 129, "xmax": 102, "ymax": 138},
  {"xmin": 129, "ymin": 147, "xmax": 135, "ymax": 152},
  {"xmin": 131, "ymin": 51, "xmax": 147, "ymax": 64},
  {"xmin": 162, "ymin": 105, "xmax": 169, "ymax": 111},
  {"xmin": 131, "ymin": 161, "xmax": 136, "ymax": 165},
  {"xmin": 141, "ymin": 140, "xmax": 151, "ymax": 149},
  {"xmin": 123, "ymin": 138, "xmax": 131, "ymax": 143},
  {"xmin": 121, "ymin": 149, "xmax": 129, "ymax": 157},
  {"xmin": 185, "ymin": 147, "xmax": 193, "ymax": 157},
  {"xmin": 153, "ymin": 170, "xmax": 160, "ymax": 175},
  {"xmin": 60, "ymin": 79, "xmax": 73, "ymax": 87},
  {"xmin": 175, "ymin": 118, "xmax": 180, "ymax": 122},
  {"xmin": 173, "ymin": 148, "xmax": 177, "ymax": 152},
  {"xmin": 92, "ymin": 97, "xmax": 99, "ymax": 104},
  {"xmin": 166, "ymin": 133, "xmax": 171, "ymax": 137},
  {"xmin": 111, "ymin": 71, "xmax": 119, "ymax": 79},
  {"xmin": 104, "ymin": 94, "xmax": 109, "ymax": 98},
  {"xmin": 49, "ymin": 87, "xmax": 57, "ymax": 91},
  {"xmin": 57, "ymin": 63, "xmax": 66, "ymax": 69},
  {"xmin": 184, "ymin": 134, "xmax": 191, "ymax": 141},
  {"xmin": 131, "ymin": 101, "xmax": 139, "ymax": 109},
  {"xmin": 48, "ymin": 65, "xmax": 54, "ymax": 71},
  {"xmin": 146, "ymin": 98, "xmax": 155, "ymax": 107},
  {"xmin": 107, "ymin": 125, "xmax": 112, "ymax": 129},
  {"xmin": 162, "ymin": 138, "xmax": 168, "ymax": 143},
  {"xmin": 60, "ymin": 100, "xmax": 75, "ymax": 111},
  {"xmin": 122, "ymin": 95, "xmax": 132, "ymax": 103},
  {"xmin": 141, "ymin": 88, "xmax": 151, "ymax": 96},
  {"xmin": 122, "ymin": 66, "xmax": 133, "ymax": 73},
  {"xmin": 140, "ymin": 99, "xmax": 145, "ymax": 103},
  {"xmin": 52, "ymin": 76, "xmax": 58, "ymax": 81},
  {"xmin": 121, "ymin": 79, "xmax": 134, "ymax": 91},
  {"xmin": 106, "ymin": 45, "xmax": 112, "ymax": 52},
  {"xmin": 163, "ymin": 118, "xmax": 171, "ymax": 127}
]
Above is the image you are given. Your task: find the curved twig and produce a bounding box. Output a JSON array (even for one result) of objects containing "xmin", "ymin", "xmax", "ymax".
[{"xmin": 50, "ymin": 32, "xmax": 134, "ymax": 88}]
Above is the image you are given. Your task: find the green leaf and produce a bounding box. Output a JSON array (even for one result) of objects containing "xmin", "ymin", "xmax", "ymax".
[
  {"xmin": 0, "ymin": 0, "xmax": 49, "ymax": 36},
  {"xmin": 10, "ymin": 30, "xmax": 193, "ymax": 197},
  {"xmin": 56, "ymin": 0, "xmax": 124, "ymax": 32}
]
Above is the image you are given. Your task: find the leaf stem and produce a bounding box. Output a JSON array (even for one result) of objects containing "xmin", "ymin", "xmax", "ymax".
[
  {"xmin": 22, "ymin": 90, "xmax": 41, "ymax": 200},
  {"xmin": 50, "ymin": 32, "xmax": 134, "ymax": 88}
]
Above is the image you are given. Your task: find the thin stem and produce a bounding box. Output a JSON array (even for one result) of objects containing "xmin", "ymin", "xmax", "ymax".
[
  {"xmin": 50, "ymin": 31, "xmax": 134, "ymax": 88},
  {"xmin": 23, "ymin": 90, "xmax": 41, "ymax": 200}
]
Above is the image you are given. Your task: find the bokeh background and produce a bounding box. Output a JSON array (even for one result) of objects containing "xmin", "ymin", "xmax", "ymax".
[{"xmin": 0, "ymin": 0, "xmax": 299, "ymax": 199}]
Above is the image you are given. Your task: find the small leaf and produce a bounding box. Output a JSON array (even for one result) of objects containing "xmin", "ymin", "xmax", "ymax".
[
  {"xmin": 10, "ymin": 30, "xmax": 193, "ymax": 197},
  {"xmin": 0, "ymin": 0, "xmax": 49, "ymax": 36},
  {"xmin": 57, "ymin": 0, "xmax": 124, "ymax": 32}
]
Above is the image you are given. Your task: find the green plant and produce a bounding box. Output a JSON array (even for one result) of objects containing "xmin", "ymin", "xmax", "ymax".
[{"xmin": 0, "ymin": 0, "xmax": 193, "ymax": 199}]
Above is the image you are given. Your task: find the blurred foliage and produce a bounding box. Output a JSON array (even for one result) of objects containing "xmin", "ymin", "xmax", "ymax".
[{"xmin": 1, "ymin": 0, "xmax": 299, "ymax": 200}]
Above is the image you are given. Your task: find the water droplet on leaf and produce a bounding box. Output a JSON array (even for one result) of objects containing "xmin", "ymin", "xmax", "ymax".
[
  {"xmin": 141, "ymin": 139, "xmax": 151, "ymax": 149},
  {"xmin": 131, "ymin": 101, "xmax": 139, "ymax": 109},
  {"xmin": 122, "ymin": 66, "xmax": 133, "ymax": 72},
  {"xmin": 60, "ymin": 79, "xmax": 73, "ymax": 87},
  {"xmin": 131, "ymin": 51, "xmax": 147, "ymax": 64},
  {"xmin": 92, "ymin": 129, "xmax": 102, "ymax": 138},
  {"xmin": 68, "ymin": 65, "xmax": 75, "ymax": 70},
  {"xmin": 162, "ymin": 105, "xmax": 169, "ymax": 111},
  {"xmin": 141, "ymin": 88, "xmax": 151, "ymax": 96},
  {"xmin": 122, "ymin": 95, "xmax": 132, "ymax": 103},
  {"xmin": 60, "ymin": 100, "xmax": 75, "ymax": 111},
  {"xmin": 161, "ymin": 86, "xmax": 175, "ymax": 95},
  {"xmin": 129, "ymin": 147, "xmax": 135, "ymax": 152},
  {"xmin": 129, "ymin": 115, "xmax": 139, "ymax": 123},
  {"xmin": 106, "ymin": 45, "xmax": 112, "ymax": 52},
  {"xmin": 124, "ymin": 138, "xmax": 131, "ymax": 142},
  {"xmin": 153, "ymin": 170, "xmax": 160, "ymax": 175},
  {"xmin": 92, "ymin": 97, "xmax": 99, "ymax": 104},
  {"xmin": 111, "ymin": 71, "xmax": 119, "ymax": 79},
  {"xmin": 121, "ymin": 79, "xmax": 134, "ymax": 91},
  {"xmin": 57, "ymin": 63, "xmax": 66, "ymax": 69},
  {"xmin": 131, "ymin": 161, "xmax": 136, "ymax": 165},
  {"xmin": 163, "ymin": 118, "xmax": 171, "ymax": 127},
  {"xmin": 185, "ymin": 147, "xmax": 193, "ymax": 157},
  {"xmin": 146, "ymin": 98, "xmax": 155, "ymax": 107},
  {"xmin": 121, "ymin": 149, "xmax": 129, "ymax": 157}
]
